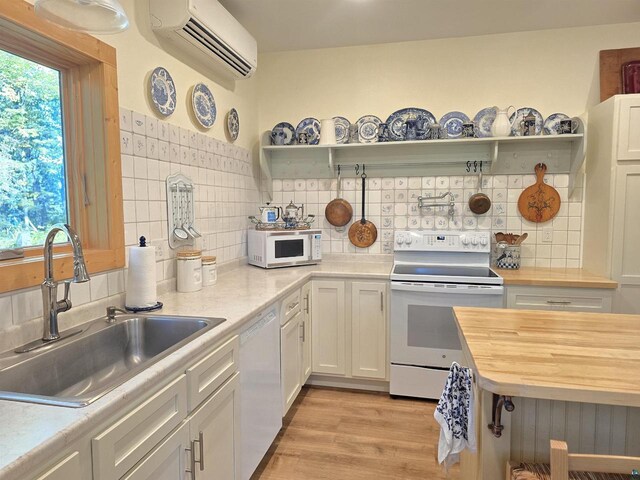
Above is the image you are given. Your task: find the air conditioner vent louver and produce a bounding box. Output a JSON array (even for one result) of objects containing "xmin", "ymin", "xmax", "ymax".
[{"xmin": 183, "ymin": 18, "xmax": 252, "ymax": 78}]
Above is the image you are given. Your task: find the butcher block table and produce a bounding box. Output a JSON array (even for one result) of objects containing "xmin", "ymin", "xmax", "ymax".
[{"xmin": 453, "ymin": 307, "xmax": 640, "ymax": 480}]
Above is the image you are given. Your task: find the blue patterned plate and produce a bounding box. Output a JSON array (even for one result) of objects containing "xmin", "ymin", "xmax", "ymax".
[
  {"xmin": 333, "ymin": 116, "xmax": 350, "ymax": 144},
  {"xmin": 150, "ymin": 67, "xmax": 176, "ymax": 117},
  {"xmin": 543, "ymin": 113, "xmax": 570, "ymax": 135},
  {"xmin": 385, "ymin": 108, "xmax": 436, "ymax": 141},
  {"xmin": 473, "ymin": 107, "xmax": 496, "ymax": 138},
  {"xmin": 270, "ymin": 122, "xmax": 295, "ymax": 145},
  {"xmin": 227, "ymin": 108, "xmax": 239, "ymax": 141},
  {"xmin": 296, "ymin": 117, "xmax": 321, "ymax": 145},
  {"xmin": 192, "ymin": 83, "xmax": 216, "ymax": 128},
  {"xmin": 356, "ymin": 115, "xmax": 382, "ymax": 143},
  {"xmin": 439, "ymin": 111, "xmax": 470, "ymax": 139},
  {"xmin": 509, "ymin": 107, "xmax": 543, "ymax": 136}
]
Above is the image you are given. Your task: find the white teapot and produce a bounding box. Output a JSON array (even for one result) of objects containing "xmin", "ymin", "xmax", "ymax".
[{"xmin": 491, "ymin": 106, "xmax": 517, "ymax": 137}]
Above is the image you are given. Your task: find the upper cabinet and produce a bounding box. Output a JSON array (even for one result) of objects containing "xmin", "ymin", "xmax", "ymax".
[{"xmin": 617, "ymin": 96, "xmax": 640, "ymax": 160}]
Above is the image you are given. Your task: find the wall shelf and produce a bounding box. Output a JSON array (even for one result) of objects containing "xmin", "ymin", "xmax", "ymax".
[{"xmin": 260, "ymin": 126, "xmax": 586, "ymax": 198}]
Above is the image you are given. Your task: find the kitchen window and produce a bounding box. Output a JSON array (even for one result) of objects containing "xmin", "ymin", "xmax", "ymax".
[
  {"xmin": 0, "ymin": 0, "xmax": 125, "ymax": 293},
  {"xmin": 0, "ymin": 49, "xmax": 68, "ymax": 249}
]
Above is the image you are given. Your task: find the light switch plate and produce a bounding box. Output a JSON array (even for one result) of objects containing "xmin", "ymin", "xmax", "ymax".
[{"xmin": 542, "ymin": 228, "xmax": 553, "ymax": 243}]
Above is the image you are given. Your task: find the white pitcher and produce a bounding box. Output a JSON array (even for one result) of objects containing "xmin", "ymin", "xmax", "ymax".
[{"xmin": 491, "ymin": 106, "xmax": 517, "ymax": 137}]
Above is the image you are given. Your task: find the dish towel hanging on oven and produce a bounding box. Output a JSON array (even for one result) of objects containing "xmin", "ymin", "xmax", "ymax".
[{"xmin": 434, "ymin": 361, "xmax": 476, "ymax": 467}]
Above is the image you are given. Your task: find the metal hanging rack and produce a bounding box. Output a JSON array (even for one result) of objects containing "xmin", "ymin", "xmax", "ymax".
[{"xmin": 417, "ymin": 191, "xmax": 456, "ymax": 218}]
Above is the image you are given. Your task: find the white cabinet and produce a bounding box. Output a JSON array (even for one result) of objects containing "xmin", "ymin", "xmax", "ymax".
[
  {"xmin": 612, "ymin": 164, "xmax": 640, "ymax": 285},
  {"xmin": 311, "ymin": 279, "xmax": 388, "ymax": 382},
  {"xmin": 33, "ymin": 452, "xmax": 82, "ymax": 480},
  {"xmin": 281, "ymin": 309, "xmax": 303, "ymax": 415},
  {"xmin": 121, "ymin": 423, "xmax": 190, "ymax": 480},
  {"xmin": 189, "ymin": 373, "xmax": 241, "ymax": 480},
  {"xmin": 351, "ymin": 282, "xmax": 387, "ymax": 379},
  {"xmin": 311, "ymin": 280, "xmax": 347, "ymax": 375},
  {"xmin": 617, "ymin": 95, "xmax": 640, "ymax": 160},
  {"xmin": 506, "ymin": 286, "xmax": 613, "ymax": 312},
  {"xmin": 301, "ymin": 282, "xmax": 312, "ymax": 382}
]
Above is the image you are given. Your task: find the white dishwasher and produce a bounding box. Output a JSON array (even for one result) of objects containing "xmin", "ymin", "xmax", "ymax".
[{"xmin": 239, "ymin": 306, "xmax": 282, "ymax": 480}]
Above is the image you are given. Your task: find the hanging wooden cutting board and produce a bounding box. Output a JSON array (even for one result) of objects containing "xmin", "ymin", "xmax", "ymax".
[{"xmin": 518, "ymin": 163, "xmax": 561, "ymax": 223}]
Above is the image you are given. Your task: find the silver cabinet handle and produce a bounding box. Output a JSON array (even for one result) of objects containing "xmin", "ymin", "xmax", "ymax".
[
  {"xmin": 187, "ymin": 431, "xmax": 205, "ymax": 476},
  {"xmin": 304, "ymin": 294, "xmax": 309, "ymax": 313},
  {"xmin": 300, "ymin": 321, "xmax": 306, "ymax": 342},
  {"xmin": 546, "ymin": 300, "xmax": 572, "ymax": 305},
  {"xmin": 380, "ymin": 292, "xmax": 384, "ymax": 312},
  {"xmin": 288, "ymin": 301, "xmax": 299, "ymax": 311}
]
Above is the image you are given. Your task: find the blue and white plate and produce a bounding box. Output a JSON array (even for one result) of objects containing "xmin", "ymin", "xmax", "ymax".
[
  {"xmin": 509, "ymin": 107, "xmax": 543, "ymax": 136},
  {"xmin": 333, "ymin": 116, "xmax": 350, "ymax": 144},
  {"xmin": 150, "ymin": 67, "xmax": 176, "ymax": 117},
  {"xmin": 439, "ymin": 111, "xmax": 470, "ymax": 139},
  {"xmin": 226, "ymin": 108, "xmax": 239, "ymax": 141},
  {"xmin": 296, "ymin": 118, "xmax": 321, "ymax": 145},
  {"xmin": 543, "ymin": 113, "xmax": 570, "ymax": 135},
  {"xmin": 191, "ymin": 83, "xmax": 216, "ymax": 128},
  {"xmin": 473, "ymin": 107, "xmax": 497, "ymax": 138},
  {"xmin": 356, "ymin": 115, "xmax": 382, "ymax": 143},
  {"xmin": 385, "ymin": 108, "xmax": 436, "ymax": 141},
  {"xmin": 270, "ymin": 122, "xmax": 296, "ymax": 145}
]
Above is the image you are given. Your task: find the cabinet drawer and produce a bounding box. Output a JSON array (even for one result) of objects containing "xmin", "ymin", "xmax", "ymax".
[
  {"xmin": 506, "ymin": 286, "xmax": 613, "ymax": 312},
  {"xmin": 281, "ymin": 289, "xmax": 301, "ymax": 325},
  {"xmin": 34, "ymin": 452, "xmax": 81, "ymax": 480},
  {"xmin": 186, "ymin": 335, "xmax": 239, "ymax": 411},
  {"xmin": 92, "ymin": 375, "xmax": 187, "ymax": 480}
]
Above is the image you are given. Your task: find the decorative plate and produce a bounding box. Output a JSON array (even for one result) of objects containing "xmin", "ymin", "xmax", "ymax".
[
  {"xmin": 543, "ymin": 113, "xmax": 570, "ymax": 135},
  {"xmin": 356, "ymin": 115, "xmax": 382, "ymax": 143},
  {"xmin": 296, "ymin": 117, "xmax": 321, "ymax": 145},
  {"xmin": 191, "ymin": 83, "xmax": 216, "ymax": 128},
  {"xmin": 439, "ymin": 111, "xmax": 470, "ymax": 139},
  {"xmin": 270, "ymin": 122, "xmax": 296, "ymax": 145},
  {"xmin": 149, "ymin": 67, "xmax": 176, "ymax": 117},
  {"xmin": 226, "ymin": 108, "xmax": 239, "ymax": 141},
  {"xmin": 473, "ymin": 107, "xmax": 496, "ymax": 138},
  {"xmin": 333, "ymin": 116, "xmax": 351, "ymax": 144},
  {"xmin": 385, "ymin": 108, "xmax": 436, "ymax": 141},
  {"xmin": 509, "ymin": 107, "xmax": 543, "ymax": 136}
]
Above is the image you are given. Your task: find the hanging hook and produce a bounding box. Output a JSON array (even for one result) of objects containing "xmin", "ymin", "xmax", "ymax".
[
  {"xmin": 337, "ymin": 165, "xmax": 341, "ymax": 176},
  {"xmin": 355, "ymin": 164, "xmax": 360, "ymax": 176},
  {"xmin": 362, "ymin": 163, "xmax": 367, "ymax": 179}
]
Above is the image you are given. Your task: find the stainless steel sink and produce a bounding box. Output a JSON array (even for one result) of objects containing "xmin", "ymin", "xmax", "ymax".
[{"xmin": 0, "ymin": 313, "xmax": 225, "ymax": 407}]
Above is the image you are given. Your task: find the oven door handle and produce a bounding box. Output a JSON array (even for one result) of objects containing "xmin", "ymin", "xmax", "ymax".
[{"xmin": 390, "ymin": 282, "xmax": 504, "ymax": 295}]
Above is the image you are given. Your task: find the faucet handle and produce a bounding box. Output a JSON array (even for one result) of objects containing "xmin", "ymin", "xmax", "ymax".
[{"xmin": 63, "ymin": 281, "xmax": 71, "ymax": 302}]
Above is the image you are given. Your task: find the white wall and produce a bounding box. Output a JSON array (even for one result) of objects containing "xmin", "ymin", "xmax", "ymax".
[{"xmin": 258, "ymin": 22, "xmax": 640, "ymax": 133}]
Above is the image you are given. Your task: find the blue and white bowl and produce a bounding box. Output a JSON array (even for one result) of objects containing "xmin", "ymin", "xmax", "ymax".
[
  {"xmin": 439, "ymin": 111, "xmax": 470, "ymax": 139},
  {"xmin": 333, "ymin": 116, "xmax": 350, "ymax": 144},
  {"xmin": 270, "ymin": 122, "xmax": 296, "ymax": 145},
  {"xmin": 296, "ymin": 118, "xmax": 321, "ymax": 145},
  {"xmin": 150, "ymin": 67, "xmax": 176, "ymax": 117},
  {"xmin": 227, "ymin": 108, "xmax": 239, "ymax": 141},
  {"xmin": 473, "ymin": 107, "xmax": 497, "ymax": 138},
  {"xmin": 192, "ymin": 83, "xmax": 216, "ymax": 128}
]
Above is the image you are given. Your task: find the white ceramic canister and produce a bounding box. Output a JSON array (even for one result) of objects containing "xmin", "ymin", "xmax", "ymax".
[
  {"xmin": 202, "ymin": 256, "xmax": 217, "ymax": 287},
  {"xmin": 177, "ymin": 250, "xmax": 202, "ymax": 292}
]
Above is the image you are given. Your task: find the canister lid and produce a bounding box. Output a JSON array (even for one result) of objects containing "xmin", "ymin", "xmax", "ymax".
[
  {"xmin": 202, "ymin": 256, "xmax": 217, "ymax": 264},
  {"xmin": 177, "ymin": 250, "xmax": 202, "ymax": 259}
]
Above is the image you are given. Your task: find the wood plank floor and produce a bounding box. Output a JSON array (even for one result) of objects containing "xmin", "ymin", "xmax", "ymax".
[{"xmin": 252, "ymin": 386, "xmax": 459, "ymax": 480}]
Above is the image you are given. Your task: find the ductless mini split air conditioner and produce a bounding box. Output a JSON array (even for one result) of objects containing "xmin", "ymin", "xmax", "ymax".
[{"xmin": 149, "ymin": 0, "xmax": 257, "ymax": 79}]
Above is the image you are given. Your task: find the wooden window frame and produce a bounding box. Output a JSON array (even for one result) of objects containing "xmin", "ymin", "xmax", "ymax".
[{"xmin": 0, "ymin": 0, "xmax": 124, "ymax": 293}]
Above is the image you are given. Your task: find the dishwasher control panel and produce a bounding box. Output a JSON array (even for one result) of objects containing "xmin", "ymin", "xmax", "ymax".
[{"xmin": 394, "ymin": 230, "xmax": 491, "ymax": 253}]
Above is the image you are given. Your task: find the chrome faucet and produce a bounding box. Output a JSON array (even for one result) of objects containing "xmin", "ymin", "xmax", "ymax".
[{"xmin": 41, "ymin": 224, "xmax": 90, "ymax": 341}]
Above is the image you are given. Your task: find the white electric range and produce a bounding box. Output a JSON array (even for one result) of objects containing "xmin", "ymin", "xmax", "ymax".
[{"xmin": 389, "ymin": 230, "xmax": 503, "ymax": 399}]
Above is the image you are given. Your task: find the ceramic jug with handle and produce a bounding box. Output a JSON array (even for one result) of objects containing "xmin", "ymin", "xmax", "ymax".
[{"xmin": 491, "ymin": 106, "xmax": 517, "ymax": 137}]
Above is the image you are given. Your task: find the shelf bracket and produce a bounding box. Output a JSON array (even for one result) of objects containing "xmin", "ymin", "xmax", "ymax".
[
  {"xmin": 489, "ymin": 141, "xmax": 499, "ymax": 172},
  {"xmin": 328, "ymin": 147, "xmax": 335, "ymax": 175}
]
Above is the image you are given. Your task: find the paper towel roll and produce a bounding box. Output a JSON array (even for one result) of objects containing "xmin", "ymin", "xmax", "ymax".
[{"xmin": 126, "ymin": 243, "xmax": 157, "ymax": 308}]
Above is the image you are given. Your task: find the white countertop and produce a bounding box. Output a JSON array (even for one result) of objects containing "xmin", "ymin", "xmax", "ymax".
[{"xmin": 0, "ymin": 261, "xmax": 391, "ymax": 480}]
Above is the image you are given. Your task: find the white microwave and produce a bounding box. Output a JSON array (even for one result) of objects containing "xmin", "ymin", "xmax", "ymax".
[{"xmin": 248, "ymin": 229, "xmax": 322, "ymax": 269}]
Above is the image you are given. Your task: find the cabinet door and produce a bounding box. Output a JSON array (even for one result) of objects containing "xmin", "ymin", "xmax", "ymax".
[
  {"xmin": 351, "ymin": 282, "xmax": 387, "ymax": 379},
  {"xmin": 281, "ymin": 312, "xmax": 302, "ymax": 415},
  {"xmin": 301, "ymin": 282, "xmax": 312, "ymax": 383},
  {"xmin": 121, "ymin": 423, "xmax": 190, "ymax": 480},
  {"xmin": 311, "ymin": 280, "xmax": 346, "ymax": 375},
  {"xmin": 612, "ymin": 164, "xmax": 640, "ymax": 284},
  {"xmin": 617, "ymin": 95, "xmax": 640, "ymax": 161},
  {"xmin": 506, "ymin": 286, "xmax": 613, "ymax": 312},
  {"xmin": 189, "ymin": 373, "xmax": 241, "ymax": 480},
  {"xmin": 33, "ymin": 452, "xmax": 81, "ymax": 480}
]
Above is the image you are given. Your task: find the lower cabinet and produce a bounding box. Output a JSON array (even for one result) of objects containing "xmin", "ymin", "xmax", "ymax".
[
  {"xmin": 506, "ymin": 285, "xmax": 614, "ymax": 312},
  {"xmin": 312, "ymin": 279, "xmax": 388, "ymax": 381},
  {"xmin": 301, "ymin": 282, "xmax": 312, "ymax": 382},
  {"xmin": 33, "ymin": 452, "xmax": 83, "ymax": 480},
  {"xmin": 281, "ymin": 310, "xmax": 303, "ymax": 415}
]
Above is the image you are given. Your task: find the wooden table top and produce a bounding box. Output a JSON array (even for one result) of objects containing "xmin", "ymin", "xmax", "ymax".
[
  {"xmin": 498, "ymin": 267, "xmax": 617, "ymax": 289},
  {"xmin": 454, "ymin": 307, "xmax": 640, "ymax": 407}
]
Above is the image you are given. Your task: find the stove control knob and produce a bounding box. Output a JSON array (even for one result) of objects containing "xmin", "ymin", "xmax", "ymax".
[
  {"xmin": 461, "ymin": 235, "xmax": 469, "ymax": 245},
  {"xmin": 480, "ymin": 237, "xmax": 488, "ymax": 246},
  {"xmin": 396, "ymin": 235, "xmax": 405, "ymax": 246},
  {"xmin": 405, "ymin": 235, "xmax": 413, "ymax": 245},
  {"xmin": 471, "ymin": 236, "xmax": 478, "ymax": 245}
]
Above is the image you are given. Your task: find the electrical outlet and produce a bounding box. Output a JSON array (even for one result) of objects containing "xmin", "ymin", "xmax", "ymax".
[
  {"xmin": 151, "ymin": 240, "xmax": 165, "ymax": 260},
  {"xmin": 542, "ymin": 228, "xmax": 553, "ymax": 243}
]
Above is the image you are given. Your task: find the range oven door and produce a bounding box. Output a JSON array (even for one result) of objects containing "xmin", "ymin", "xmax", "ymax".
[
  {"xmin": 390, "ymin": 281, "xmax": 503, "ymax": 369},
  {"xmin": 266, "ymin": 233, "xmax": 310, "ymax": 266}
]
